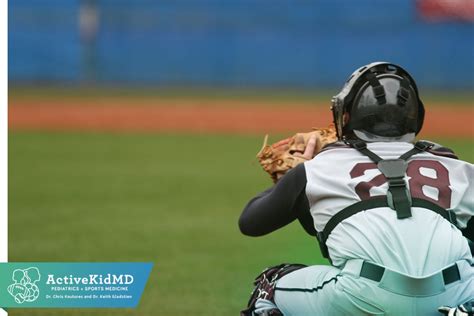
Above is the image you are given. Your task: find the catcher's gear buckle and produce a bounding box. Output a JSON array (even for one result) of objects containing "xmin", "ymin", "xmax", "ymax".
[
  {"xmin": 377, "ymin": 159, "xmax": 412, "ymax": 217},
  {"xmin": 377, "ymin": 159, "xmax": 408, "ymax": 179}
]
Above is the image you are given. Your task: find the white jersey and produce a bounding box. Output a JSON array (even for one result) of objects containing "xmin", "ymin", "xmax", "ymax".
[{"xmin": 304, "ymin": 141, "xmax": 474, "ymax": 276}]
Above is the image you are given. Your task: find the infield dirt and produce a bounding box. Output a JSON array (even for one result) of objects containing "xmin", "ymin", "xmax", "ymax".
[{"xmin": 8, "ymin": 98, "xmax": 473, "ymax": 137}]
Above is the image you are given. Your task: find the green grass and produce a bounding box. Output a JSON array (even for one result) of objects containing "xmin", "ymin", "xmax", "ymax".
[
  {"xmin": 434, "ymin": 138, "xmax": 474, "ymax": 161},
  {"xmin": 8, "ymin": 132, "xmax": 324, "ymax": 316},
  {"xmin": 8, "ymin": 132, "xmax": 474, "ymax": 315}
]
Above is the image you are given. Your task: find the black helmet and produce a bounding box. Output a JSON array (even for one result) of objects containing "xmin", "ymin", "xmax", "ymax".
[{"xmin": 331, "ymin": 62, "xmax": 425, "ymax": 142}]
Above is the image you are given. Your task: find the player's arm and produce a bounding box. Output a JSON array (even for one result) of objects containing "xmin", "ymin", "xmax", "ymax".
[
  {"xmin": 238, "ymin": 163, "xmax": 313, "ymax": 236},
  {"xmin": 463, "ymin": 217, "xmax": 474, "ymax": 240},
  {"xmin": 462, "ymin": 217, "xmax": 474, "ymax": 255}
]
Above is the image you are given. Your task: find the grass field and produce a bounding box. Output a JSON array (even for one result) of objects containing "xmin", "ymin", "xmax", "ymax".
[{"xmin": 8, "ymin": 132, "xmax": 474, "ymax": 315}]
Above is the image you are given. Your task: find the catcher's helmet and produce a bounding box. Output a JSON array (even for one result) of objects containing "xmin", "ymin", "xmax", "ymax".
[{"xmin": 331, "ymin": 62, "xmax": 425, "ymax": 142}]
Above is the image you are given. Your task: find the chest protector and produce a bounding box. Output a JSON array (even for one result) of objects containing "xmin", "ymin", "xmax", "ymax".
[{"xmin": 316, "ymin": 140, "xmax": 460, "ymax": 259}]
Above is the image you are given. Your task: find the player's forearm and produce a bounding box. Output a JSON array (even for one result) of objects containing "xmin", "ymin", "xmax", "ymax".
[{"xmin": 239, "ymin": 164, "xmax": 308, "ymax": 236}]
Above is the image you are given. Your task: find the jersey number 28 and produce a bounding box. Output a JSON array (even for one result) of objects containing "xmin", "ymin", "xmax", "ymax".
[{"xmin": 350, "ymin": 160, "xmax": 451, "ymax": 208}]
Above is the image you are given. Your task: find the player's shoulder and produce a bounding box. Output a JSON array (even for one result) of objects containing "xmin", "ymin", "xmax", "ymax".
[
  {"xmin": 319, "ymin": 140, "xmax": 351, "ymax": 152},
  {"xmin": 317, "ymin": 139, "xmax": 459, "ymax": 160},
  {"xmin": 417, "ymin": 140, "xmax": 459, "ymax": 160}
]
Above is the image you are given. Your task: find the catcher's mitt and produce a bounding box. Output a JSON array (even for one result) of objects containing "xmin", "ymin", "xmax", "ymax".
[{"xmin": 256, "ymin": 125, "xmax": 337, "ymax": 183}]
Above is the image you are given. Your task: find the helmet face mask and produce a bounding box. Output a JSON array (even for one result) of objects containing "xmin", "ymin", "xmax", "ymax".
[{"xmin": 331, "ymin": 62, "xmax": 425, "ymax": 142}]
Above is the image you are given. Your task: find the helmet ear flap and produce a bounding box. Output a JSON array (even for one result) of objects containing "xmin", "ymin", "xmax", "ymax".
[
  {"xmin": 416, "ymin": 100, "xmax": 425, "ymax": 135},
  {"xmin": 331, "ymin": 65, "xmax": 374, "ymax": 140},
  {"xmin": 396, "ymin": 72, "xmax": 425, "ymax": 136}
]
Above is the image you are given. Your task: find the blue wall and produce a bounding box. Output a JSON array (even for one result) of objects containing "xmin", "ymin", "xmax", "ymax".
[
  {"xmin": 9, "ymin": 0, "xmax": 81, "ymax": 82},
  {"xmin": 9, "ymin": 0, "xmax": 474, "ymax": 89}
]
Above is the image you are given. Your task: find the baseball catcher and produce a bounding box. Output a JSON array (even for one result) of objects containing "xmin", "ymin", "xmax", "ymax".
[{"xmin": 239, "ymin": 62, "xmax": 474, "ymax": 315}]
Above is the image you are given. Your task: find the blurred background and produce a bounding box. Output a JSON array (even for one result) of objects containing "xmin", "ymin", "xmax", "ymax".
[
  {"xmin": 8, "ymin": 0, "xmax": 474, "ymax": 88},
  {"xmin": 8, "ymin": 0, "xmax": 474, "ymax": 315}
]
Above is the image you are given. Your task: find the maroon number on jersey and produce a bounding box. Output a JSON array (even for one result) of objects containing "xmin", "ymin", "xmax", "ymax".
[{"xmin": 350, "ymin": 160, "xmax": 452, "ymax": 208}]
